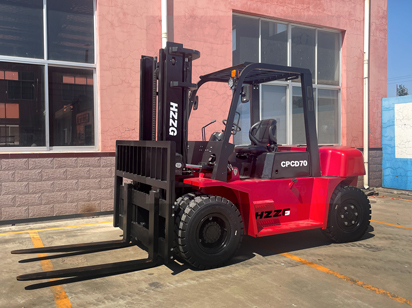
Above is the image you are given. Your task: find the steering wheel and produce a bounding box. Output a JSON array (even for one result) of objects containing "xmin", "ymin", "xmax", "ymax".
[{"xmin": 222, "ymin": 119, "xmax": 241, "ymax": 134}]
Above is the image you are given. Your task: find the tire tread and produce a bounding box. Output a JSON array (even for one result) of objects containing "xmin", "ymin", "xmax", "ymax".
[
  {"xmin": 323, "ymin": 185, "xmax": 371, "ymax": 243},
  {"xmin": 175, "ymin": 193, "xmax": 243, "ymax": 269}
]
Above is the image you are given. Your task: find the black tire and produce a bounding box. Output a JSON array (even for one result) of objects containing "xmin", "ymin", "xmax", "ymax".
[
  {"xmin": 175, "ymin": 194, "xmax": 244, "ymax": 269},
  {"xmin": 173, "ymin": 193, "xmax": 199, "ymax": 261},
  {"xmin": 322, "ymin": 185, "xmax": 371, "ymax": 243}
]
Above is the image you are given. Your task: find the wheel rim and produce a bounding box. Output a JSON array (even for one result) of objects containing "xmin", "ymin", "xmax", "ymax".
[
  {"xmin": 196, "ymin": 213, "xmax": 230, "ymax": 254},
  {"xmin": 336, "ymin": 199, "xmax": 362, "ymax": 232}
]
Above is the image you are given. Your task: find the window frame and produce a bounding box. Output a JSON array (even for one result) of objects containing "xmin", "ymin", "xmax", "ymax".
[
  {"xmin": 0, "ymin": 0, "xmax": 98, "ymax": 152},
  {"xmin": 234, "ymin": 13, "xmax": 342, "ymax": 145}
]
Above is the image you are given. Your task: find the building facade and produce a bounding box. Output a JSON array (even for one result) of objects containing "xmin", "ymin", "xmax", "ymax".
[{"xmin": 0, "ymin": 0, "xmax": 387, "ymax": 222}]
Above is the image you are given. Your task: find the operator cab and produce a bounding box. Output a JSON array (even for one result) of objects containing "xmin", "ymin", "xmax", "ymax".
[{"xmin": 187, "ymin": 62, "xmax": 319, "ymax": 182}]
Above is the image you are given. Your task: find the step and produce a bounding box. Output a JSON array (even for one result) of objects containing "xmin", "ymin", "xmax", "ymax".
[{"xmin": 256, "ymin": 219, "xmax": 323, "ymax": 237}]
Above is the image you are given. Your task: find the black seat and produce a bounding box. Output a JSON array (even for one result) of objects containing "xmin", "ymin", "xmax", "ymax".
[{"xmin": 235, "ymin": 119, "xmax": 277, "ymax": 156}]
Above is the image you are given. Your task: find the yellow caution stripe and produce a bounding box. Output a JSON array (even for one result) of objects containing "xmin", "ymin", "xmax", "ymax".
[
  {"xmin": 278, "ymin": 250, "xmax": 412, "ymax": 306},
  {"xmin": 371, "ymin": 219, "xmax": 412, "ymax": 230},
  {"xmin": 0, "ymin": 221, "xmax": 112, "ymax": 236},
  {"xmin": 29, "ymin": 231, "xmax": 72, "ymax": 308}
]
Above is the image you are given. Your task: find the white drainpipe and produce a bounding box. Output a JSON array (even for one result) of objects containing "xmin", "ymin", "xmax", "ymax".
[
  {"xmin": 162, "ymin": 0, "xmax": 168, "ymax": 48},
  {"xmin": 363, "ymin": 0, "xmax": 370, "ymax": 189}
]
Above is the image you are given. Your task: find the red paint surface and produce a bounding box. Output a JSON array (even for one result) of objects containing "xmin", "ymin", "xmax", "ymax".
[
  {"xmin": 319, "ymin": 146, "xmax": 365, "ymax": 177},
  {"xmin": 183, "ymin": 143, "xmax": 364, "ymax": 237},
  {"xmin": 278, "ymin": 145, "xmax": 365, "ymax": 177},
  {"xmin": 184, "ymin": 175, "xmax": 344, "ymax": 237},
  {"xmin": 278, "ymin": 146, "xmax": 307, "ymax": 152}
]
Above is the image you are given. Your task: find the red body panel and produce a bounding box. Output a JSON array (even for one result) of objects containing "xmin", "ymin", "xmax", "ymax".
[
  {"xmin": 183, "ymin": 146, "xmax": 364, "ymax": 237},
  {"xmin": 278, "ymin": 146, "xmax": 308, "ymax": 152},
  {"xmin": 278, "ymin": 145, "xmax": 365, "ymax": 177},
  {"xmin": 184, "ymin": 175, "xmax": 343, "ymax": 237},
  {"xmin": 319, "ymin": 146, "xmax": 365, "ymax": 177}
]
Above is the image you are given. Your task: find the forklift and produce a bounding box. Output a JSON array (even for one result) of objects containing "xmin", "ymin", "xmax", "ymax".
[{"xmin": 13, "ymin": 42, "xmax": 370, "ymax": 280}]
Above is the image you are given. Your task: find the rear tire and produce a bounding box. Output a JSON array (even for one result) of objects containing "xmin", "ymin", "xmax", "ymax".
[
  {"xmin": 322, "ymin": 185, "xmax": 371, "ymax": 243},
  {"xmin": 175, "ymin": 194, "xmax": 243, "ymax": 269}
]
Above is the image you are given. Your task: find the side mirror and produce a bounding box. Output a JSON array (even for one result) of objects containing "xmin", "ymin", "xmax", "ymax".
[
  {"xmin": 241, "ymin": 85, "xmax": 250, "ymax": 103},
  {"xmin": 193, "ymin": 95, "xmax": 199, "ymax": 110}
]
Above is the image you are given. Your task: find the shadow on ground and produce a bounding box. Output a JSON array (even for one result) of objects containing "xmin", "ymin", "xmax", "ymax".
[
  {"xmin": 20, "ymin": 226, "xmax": 375, "ymax": 290},
  {"xmin": 222, "ymin": 225, "xmax": 374, "ymax": 268}
]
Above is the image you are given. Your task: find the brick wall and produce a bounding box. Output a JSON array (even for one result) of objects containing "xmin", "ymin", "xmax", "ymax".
[
  {"xmin": 0, "ymin": 156, "xmax": 115, "ymax": 221},
  {"xmin": 357, "ymin": 148, "xmax": 382, "ymax": 188},
  {"xmin": 369, "ymin": 149, "xmax": 382, "ymax": 187}
]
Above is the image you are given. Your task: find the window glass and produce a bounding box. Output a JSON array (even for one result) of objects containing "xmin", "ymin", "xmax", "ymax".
[
  {"xmin": 0, "ymin": 0, "xmax": 43, "ymax": 58},
  {"xmin": 0, "ymin": 62, "xmax": 45, "ymax": 146},
  {"xmin": 318, "ymin": 89, "xmax": 339, "ymax": 144},
  {"xmin": 318, "ymin": 31, "xmax": 340, "ymax": 85},
  {"xmin": 232, "ymin": 15, "xmax": 259, "ymax": 65},
  {"xmin": 47, "ymin": 0, "xmax": 94, "ymax": 63},
  {"xmin": 261, "ymin": 21, "xmax": 287, "ymax": 66},
  {"xmin": 49, "ymin": 67, "xmax": 94, "ymax": 146},
  {"xmin": 292, "ymin": 87, "xmax": 316, "ymax": 145},
  {"xmin": 261, "ymin": 85, "xmax": 287, "ymax": 144},
  {"xmin": 292, "ymin": 87, "xmax": 305, "ymax": 145},
  {"xmin": 232, "ymin": 15, "xmax": 341, "ymax": 146},
  {"xmin": 233, "ymin": 99, "xmax": 251, "ymax": 145},
  {"xmin": 291, "ymin": 26, "xmax": 315, "ymax": 81}
]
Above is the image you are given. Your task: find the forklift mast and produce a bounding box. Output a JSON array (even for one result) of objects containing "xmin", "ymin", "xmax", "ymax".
[{"xmin": 139, "ymin": 42, "xmax": 200, "ymax": 165}]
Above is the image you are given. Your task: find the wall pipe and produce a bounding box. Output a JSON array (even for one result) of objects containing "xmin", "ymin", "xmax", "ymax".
[
  {"xmin": 363, "ymin": 0, "xmax": 370, "ymax": 189},
  {"xmin": 161, "ymin": 0, "xmax": 167, "ymax": 47}
]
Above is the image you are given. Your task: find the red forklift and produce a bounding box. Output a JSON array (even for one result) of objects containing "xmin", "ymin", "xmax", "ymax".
[{"xmin": 13, "ymin": 42, "xmax": 370, "ymax": 280}]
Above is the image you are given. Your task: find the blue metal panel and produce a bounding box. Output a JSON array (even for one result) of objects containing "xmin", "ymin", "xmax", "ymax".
[{"xmin": 382, "ymin": 95, "xmax": 412, "ymax": 190}]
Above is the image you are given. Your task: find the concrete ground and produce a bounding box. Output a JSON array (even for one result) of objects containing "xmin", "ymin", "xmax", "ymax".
[{"xmin": 1, "ymin": 192, "xmax": 411, "ymax": 308}]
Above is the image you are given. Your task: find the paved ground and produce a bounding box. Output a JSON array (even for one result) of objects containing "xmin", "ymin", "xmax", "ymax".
[{"xmin": 1, "ymin": 192, "xmax": 411, "ymax": 308}]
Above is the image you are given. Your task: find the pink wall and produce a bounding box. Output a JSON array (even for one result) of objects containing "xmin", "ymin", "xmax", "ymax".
[
  {"xmin": 96, "ymin": 0, "xmax": 161, "ymax": 151},
  {"xmin": 369, "ymin": 0, "xmax": 388, "ymax": 148},
  {"xmin": 97, "ymin": 0, "xmax": 387, "ymax": 150},
  {"xmin": 173, "ymin": 0, "xmax": 233, "ymax": 140}
]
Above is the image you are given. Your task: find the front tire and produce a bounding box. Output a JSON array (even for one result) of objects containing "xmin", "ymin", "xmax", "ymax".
[
  {"xmin": 175, "ymin": 194, "xmax": 243, "ymax": 269},
  {"xmin": 322, "ymin": 185, "xmax": 371, "ymax": 243}
]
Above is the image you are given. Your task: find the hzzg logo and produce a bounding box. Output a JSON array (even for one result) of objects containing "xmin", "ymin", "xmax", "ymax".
[
  {"xmin": 255, "ymin": 208, "xmax": 291, "ymax": 219},
  {"xmin": 281, "ymin": 160, "xmax": 308, "ymax": 167},
  {"xmin": 169, "ymin": 102, "xmax": 178, "ymax": 136}
]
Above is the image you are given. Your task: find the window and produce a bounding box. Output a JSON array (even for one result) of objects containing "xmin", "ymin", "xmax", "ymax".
[
  {"xmin": 47, "ymin": 0, "xmax": 94, "ymax": 63},
  {"xmin": 49, "ymin": 67, "xmax": 94, "ymax": 146},
  {"xmin": 0, "ymin": 63, "xmax": 45, "ymax": 146},
  {"xmin": 317, "ymin": 31, "xmax": 340, "ymax": 86},
  {"xmin": 233, "ymin": 14, "xmax": 341, "ymax": 145},
  {"xmin": 292, "ymin": 26, "xmax": 316, "ymax": 82},
  {"xmin": 292, "ymin": 87, "xmax": 316, "ymax": 144},
  {"xmin": 292, "ymin": 87, "xmax": 306, "ymax": 145},
  {"xmin": 232, "ymin": 15, "xmax": 259, "ymax": 64},
  {"xmin": 0, "ymin": 0, "xmax": 43, "ymax": 59},
  {"xmin": 261, "ymin": 21, "xmax": 288, "ymax": 66},
  {"xmin": 261, "ymin": 85, "xmax": 287, "ymax": 144},
  {"xmin": 0, "ymin": 0, "xmax": 95, "ymax": 150},
  {"xmin": 318, "ymin": 89, "xmax": 339, "ymax": 144},
  {"xmin": 233, "ymin": 99, "xmax": 251, "ymax": 145}
]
